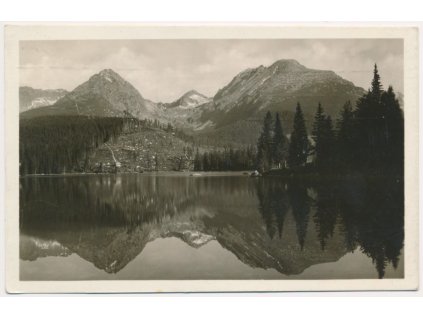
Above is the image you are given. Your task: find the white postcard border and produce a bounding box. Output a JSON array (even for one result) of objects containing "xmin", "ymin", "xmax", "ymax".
[{"xmin": 4, "ymin": 24, "xmax": 419, "ymax": 293}]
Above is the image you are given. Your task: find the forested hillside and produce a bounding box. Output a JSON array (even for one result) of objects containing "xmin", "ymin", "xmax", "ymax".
[{"xmin": 19, "ymin": 116, "xmax": 196, "ymax": 174}]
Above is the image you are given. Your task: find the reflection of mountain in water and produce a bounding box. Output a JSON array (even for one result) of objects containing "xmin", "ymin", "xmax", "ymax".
[
  {"xmin": 20, "ymin": 235, "xmax": 71, "ymax": 261},
  {"xmin": 19, "ymin": 174, "xmax": 403, "ymax": 278}
]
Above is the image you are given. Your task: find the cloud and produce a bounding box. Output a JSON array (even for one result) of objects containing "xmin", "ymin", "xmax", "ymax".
[{"xmin": 20, "ymin": 39, "xmax": 403, "ymax": 102}]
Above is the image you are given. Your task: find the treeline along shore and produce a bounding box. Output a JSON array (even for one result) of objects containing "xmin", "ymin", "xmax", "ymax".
[{"xmin": 255, "ymin": 64, "xmax": 403, "ymax": 178}]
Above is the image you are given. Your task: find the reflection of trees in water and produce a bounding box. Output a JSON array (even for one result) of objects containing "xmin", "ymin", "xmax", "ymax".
[
  {"xmin": 288, "ymin": 182, "xmax": 310, "ymax": 251},
  {"xmin": 256, "ymin": 176, "xmax": 404, "ymax": 278},
  {"xmin": 256, "ymin": 179, "xmax": 289, "ymax": 239},
  {"xmin": 20, "ymin": 175, "xmax": 259, "ymax": 273},
  {"xmin": 342, "ymin": 178, "xmax": 404, "ymax": 279},
  {"xmin": 312, "ymin": 183, "xmax": 339, "ymax": 250},
  {"xmin": 20, "ymin": 175, "xmax": 257, "ymax": 230},
  {"xmin": 21, "ymin": 175, "xmax": 403, "ymax": 278},
  {"xmin": 256, "ymin": 180, "xmax": 311, "ymax": 249}
]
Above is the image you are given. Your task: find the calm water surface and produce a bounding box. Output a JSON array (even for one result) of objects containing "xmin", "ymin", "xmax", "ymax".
[{"xmin": 19, "ymin": 173, "xmax": 404, "ymax": 280}]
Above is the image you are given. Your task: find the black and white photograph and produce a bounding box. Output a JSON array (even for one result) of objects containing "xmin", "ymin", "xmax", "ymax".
[{"xmin": 4, "ymin": 25, "xmax": 419, "ymax": 293}]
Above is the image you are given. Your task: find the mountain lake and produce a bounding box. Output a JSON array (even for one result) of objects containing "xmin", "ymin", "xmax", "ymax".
[{"xmin": 19, "ymin": 172, "xmax": 404, "ymax": 280}]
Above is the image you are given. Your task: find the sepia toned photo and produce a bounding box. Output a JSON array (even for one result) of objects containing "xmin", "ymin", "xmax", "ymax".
[{"xmin": 4, "ymin": 25, "xmax": 419, "ymax": 292}]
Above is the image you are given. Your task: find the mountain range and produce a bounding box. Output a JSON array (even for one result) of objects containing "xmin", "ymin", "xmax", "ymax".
[{"xmin": 20, "ymin": 59, "xmax": 368, "ymax": 145}]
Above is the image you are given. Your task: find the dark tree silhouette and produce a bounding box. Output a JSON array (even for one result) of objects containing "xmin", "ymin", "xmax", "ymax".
[
  {"xmin": 371, "ymin": 63, "xmax": 383, "ymax": 98},
  {"xmin": 272, "ymin": 112, "xmax": 287, "ymax": 169},
  {"xmin": 288, "ymin": 103, "xmax": 309, "ymax": 168},
  {"xmin": 353, "ymin": 178, "xmax": 404, "ymax": 279},
  {"xmin": 320, "ymin": 115, "xmax": 336, "ymax": 169},
  {"xmin": 336, "ymin": 101, "xmax": 356, "ymax": 170},
  {"xmin": 256, "ymin": 179, "xmax": 278, "ymax": 239},
  {"xmin": 311, "ymin": 103, "xmax": 336, "ymax": 171},
  {"xmin": 311, "ymin": 103, "xmax": 326, "ymax": 169},
  {"xmin": 312, "ymin": 103, "xmax": 325, "ymax": 143},
  {"xmin": 196, "ymin": 147, "xmax": 256, "ymax": 171},
  {"xmin": 288, "ymin": 182, "xmax": 311, "ymax": 250},
  {"xmin": 313, "ymin": 183, "xmax": 339, "ymax": 250},
  {"xmin": 256, "ymin": 179, "xmax": 289, "ymax": 240},
  {"xmin": 380, "ymin": 86, "xmax": 404, "ymax": 171},
  {"xmin": 256, "ymin": 111, "xmax": 273, "ymax": 172},
  {"xmin": 353, "ymin": 64, "xmax": 403, "ymax": 172}
]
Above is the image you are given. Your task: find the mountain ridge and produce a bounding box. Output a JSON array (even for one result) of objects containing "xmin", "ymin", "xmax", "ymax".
[
  {"xmin": 20, "ymin": 60, "xmax": 368, "ymax": 142},
  {"xmin": 201, "ymin": 59, "xmax": 366, "ymax": 130}
]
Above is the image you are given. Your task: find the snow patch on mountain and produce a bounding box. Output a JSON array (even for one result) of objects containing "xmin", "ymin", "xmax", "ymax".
[
  {"xmin": 166, "ymin": 90, "xmax": 211, "ymax": 109},
  {"xmin": 31, "ymin": 238, "xmax": 64, "ymax": 250},
  {"xmin": 19, "ymin": 86, "xmax": 68, "ymax": 112},
  {"xmin": 29, "ymin": 97, "xmax": 63, "ymax": 109},
  {"xmin": 181, "ymin": 230, "xmax": 215, "ymax": 248}
]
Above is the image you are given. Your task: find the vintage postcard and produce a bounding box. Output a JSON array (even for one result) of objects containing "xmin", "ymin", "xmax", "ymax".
[{"xmin": 4, "ymin": 24, "xmax": 419, "ymax": 293}]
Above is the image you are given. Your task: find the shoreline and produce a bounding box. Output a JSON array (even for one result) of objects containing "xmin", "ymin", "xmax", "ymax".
[
  {"xmin": 19, "ymin": 171, "xmax": 253, "ymax": 178},
  {"xmin": 19, "ymin": 170, "xmax": 404, "ymax": 182}
]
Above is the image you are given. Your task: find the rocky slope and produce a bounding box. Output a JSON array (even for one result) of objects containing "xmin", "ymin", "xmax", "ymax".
[
  {"xmin": 88, "ymin": 125, "xmax": 196, "ymax": 172},
  {"xmin": 165, "ymin": 90, "xmax": 211, "ymax": 109},
  {"xmin": 21, "ymin": 69, "xmax": 159, "ymax": 119},
  {"xmin": 196, "ymin": 59, "xmax": 366, "ymax": 130},
  {"xmin": 19, "ymin": 86, "xmax": 68, "ymax": 112},
  {"xmin": 20, "ymin": 92, "xmax": 124, "ymax": 119},
  {"xmin": 156, "ymin": 90, "xmax": 211, "ymax": 129},
  {"xmin": 66, "ymin": 69, "xmax": 152, "ymax": 117}
]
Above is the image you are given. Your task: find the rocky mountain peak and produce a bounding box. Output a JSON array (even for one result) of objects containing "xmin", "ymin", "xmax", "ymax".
[
  {"xmin": 166, "ymin": 89, "xmax": 210, "ymax": 109},
  {"xmin": 99, "ymin": 68, "xmax": 118, "ymax": 76},
  {"xmin": 183, "ymin": 89, "xmax": 203, "ymax": 97},
  {"xmin": 22, "ymin": 68, "xmax": 156, "ymax": 119},
  {"xmin": 269, "ymin": 59, "xmax": 308, "ymax": 73},
  {"xmin": 203, "ymin": 59, "xmax": 366, "ymax": 130},
  {"xmin": 89, "ymin": 68, "xmax": 126, "ymax": 85}
]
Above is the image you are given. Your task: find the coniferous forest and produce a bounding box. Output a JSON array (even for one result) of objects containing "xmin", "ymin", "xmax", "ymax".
[
  {"xmin": 255, "ymin": 64, "xmax": 404, "ymax": 176},
  {"xmin": 20, "ymin": 116, "xmax": 132, "ymax": 174},
  {"xmin": 193, "ymin": 146, "xmax": 256, "ymax": 171},
  {"xmin": 19, "ymin": 116, "xmax": 192, "ymax": 174}
]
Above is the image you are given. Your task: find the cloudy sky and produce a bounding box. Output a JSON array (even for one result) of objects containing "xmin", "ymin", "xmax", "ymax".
[{"xmin": 20, "ymin": 39, "xmax": 403, "ymax": 103}]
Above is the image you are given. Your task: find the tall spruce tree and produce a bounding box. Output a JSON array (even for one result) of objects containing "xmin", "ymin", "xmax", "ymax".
[
  {"xmin": 288, "ymin": 103, "xmax": 309, "ymax": 168},
  {"xmin": 312, "ymin": 103, "xmax": 325, "ymax": 138},
  {"xmin": 380, "ymin": 86, "xmax": 404, "ymax": 170},
  {"xmin": 256, "ymin": 111, "xmax": 273, "ymax": 172},
  {"xmin": 311, "ymin": 103, "xmax": 326, "ymax": 168},
  {"xmin": 371, "ymin": 64, "xmax": 383, "ymax": 98},
  {"xmin": 355, "ymin": 64, "xmax": 390, "ymax": 169},
  {"xmin": 320, "ymin": 116, "xmax": 335, "ymax": 170},
  {"xmin": 336, "ymin": 101, "xmax": 355, "ymax": 169},
  {"xmin": 272, "ymin": 112, "xmax": 286, "ymax": 168}
]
